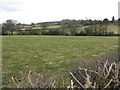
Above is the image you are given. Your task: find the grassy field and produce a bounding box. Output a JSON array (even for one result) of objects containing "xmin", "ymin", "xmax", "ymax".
[
  {"xmin": 2, "ymin": 35, "xmax": 118, "ymax": 87},
  {"xmin": 107, "ymin": 25, "xmax": 119, "ymax": 34}
]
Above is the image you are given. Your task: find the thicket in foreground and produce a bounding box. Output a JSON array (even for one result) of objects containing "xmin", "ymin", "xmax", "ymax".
[
  {"xmin": 3, "ymin": 71, "xmax": 56, "ymax": 88},
  {"xmin": 69, "ymin": 59, "xmax": 120, "ymax": 89}
]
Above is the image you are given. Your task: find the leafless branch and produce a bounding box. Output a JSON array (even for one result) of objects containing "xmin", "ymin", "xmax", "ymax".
[{"xmin": 70, "ymin": 72, "xmax": 85, "ymax": 88}]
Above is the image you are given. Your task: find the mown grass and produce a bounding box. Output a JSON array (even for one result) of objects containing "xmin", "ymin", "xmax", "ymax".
[{"xmin": 2, "ymin": 35, "xmax": 118, "ymax": 87}]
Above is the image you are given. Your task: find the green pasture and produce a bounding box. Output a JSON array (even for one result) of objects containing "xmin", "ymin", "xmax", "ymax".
[
  {"xmin": 107, "ymin": 25, "xmax": 119, "ymax": 34},
  {"xmin": 2, "ymin": 35, "xmax": 118, "ymax": 87},
  {"xmin": 47, "ymin": 25, "xmax": 60, "ymax": 28}
]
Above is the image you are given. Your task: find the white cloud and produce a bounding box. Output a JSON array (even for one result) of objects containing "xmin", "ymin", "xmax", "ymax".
[
  {"xmin": 0, "ymin": 0, "xmax": 23, "ymax": 12},
  {"xmin": 0, "ymin": 0, "xmax": 119, "ymax": 24}
]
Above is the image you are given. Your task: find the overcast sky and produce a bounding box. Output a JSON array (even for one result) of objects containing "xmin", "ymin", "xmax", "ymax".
[{"xmin": 0, "ymin": 0, "xmax": 119, "ymax": 24}]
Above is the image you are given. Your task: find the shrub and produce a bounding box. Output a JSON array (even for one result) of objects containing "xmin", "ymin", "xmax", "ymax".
[
  {"xmin": 42, "ymin": 30, "xmax": 50, "ymax": 35},
  {"xmin": 16, "ymin": 31, "xmax": 26, "ymax": 35},
  {"xmin": 84, "ymin": 27, "xmax": 94, "ymax": 36},
  {"xmin": 75, "ymin": 31, "xmax": 86, "ymax": 36},
  {"xmin": 69, "ymin": 52, "xmax": 120, "ymax": 89},
  {"xmin": 107, "ymin": 32, "xmax": 115, "ymax": 36},
  {"xmin": 48, "ymin": 29, "xmax": 60, "ymax": 35},
  {"xmin": 3, "ymin": 71, "xmax": 56, "ymax": 88}
]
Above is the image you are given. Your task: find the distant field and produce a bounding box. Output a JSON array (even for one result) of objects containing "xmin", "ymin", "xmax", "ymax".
[
  {"xmin": 16, "ymin": 24, "xmax": 119, "ymax": 35},
  {"xmin": 47, "ymin": 25, "xmax": 60, "ymax": 28},
  {"xmin": 2, "ymin": 36, "xmax": 118, "ymax": 87},
  {"xmin": 107, "ymin": 25, "xmax": 119, "ymax": 34}
]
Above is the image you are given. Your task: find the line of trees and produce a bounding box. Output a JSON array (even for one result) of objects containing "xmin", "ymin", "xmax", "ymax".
[{"xmin": 2, "ymin": 17, "xmax": 119, "ymax": 36}]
